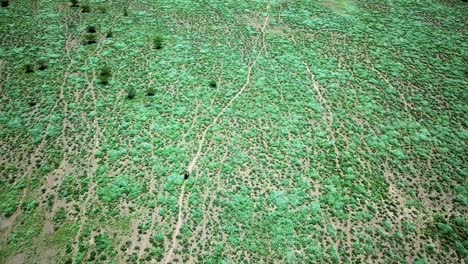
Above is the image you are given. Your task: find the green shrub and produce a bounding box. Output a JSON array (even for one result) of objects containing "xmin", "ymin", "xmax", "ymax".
[
  {"xmin": 126, "ymin": 87, "xmax": 136, "ymax": 99},
  {"xmin": 1, "ymin": 0, "xmax": 9, "ymax": 8},
  {"xmin": 87, "ymin": 25, "xmax": 97, "ymax": 33},
  {"xmin": 98, "ymin": 66, "xmax": 112, "ymax": 85},
  {"xmin": 53, "ymin": 207, "xmax": 67, "ymax": 224},
  {"xmin": 84, "ymin": 34, "xmax": 97, "ymax": 45},
  {"xmin": 152, "ymin": 36, "xmax": 163, "ymax": 50},
  {"xmin": 209, "ymin": 80, "xmax": 217, "ymax": 88},
  {"xmin": 98, "ymin": 175, "xmax": 142, "ymax": 203},
  {"xmin": 37, "ymin": 59, "xmax": 48, "ymax": 71},
  {"xmin": 81, "ymin": 4, "xmax": 90, "ymax": 13},
  {"xmin": 25, "ymin": 63, "xmax": 34, "ymax": 73},
  {"xmin": 22, "ymin": 200, "xmax": 39, "ymax": 211},
  {"xmin": 146, "ymin": 86, "xmax": 156, "ymax": 96},
  {"xmin": 70, "ymin": 0, "xmax": 78, "ymax": 7}
]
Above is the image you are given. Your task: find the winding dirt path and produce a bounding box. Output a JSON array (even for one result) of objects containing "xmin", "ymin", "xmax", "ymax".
[
  {"xmin": 163, "ymin": 5, "xmax": 271, "ymax": 263},
  {"xmin": 187, "ymin": 10, "xmax": 270, "ymax": 174}
]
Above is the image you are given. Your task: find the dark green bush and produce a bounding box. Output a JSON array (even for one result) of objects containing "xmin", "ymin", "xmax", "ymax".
[
  {"xmin": 146, "ymin": 86, "xmax": 156, "ymax": 96},
  {"xmin": 98, "ymin": 66, "xmax": 112, "ymax": 85},
  {"xmin": 81, "ymin": 4, "xmax": 90, "ymax": 13},
  {"xmin": 37, "ymin": 59, "xmax": 48, "ymax": 71},
  {"xmin": 126, "ymin": 87, "xmax": 136, "ymax": 99},
  {"xmin": 209, "ymin": 80, "xmax": 217, "ymax": 88},
  {"xmin": 70, "ymin": 0, "xmax": 78, "ymax": 7},
  {"xmin": 1, "ymin": 0, "xmax": 9, "ymax": 8},
  {"xmin": 4, "ymin": 205, "xmax": 16, "ymax": 217},
  {"xmin": 87, "ymin": 25, "xmax": 97, "ymax": 33},
  {"xmin": 152, "ymin": 36, "xmax": 163, "ymax": 50},
  {"xmin": 84, "ymin": 34, "xmax": 97, "ymax": 45},
  {"xmin": 106, "ymin": 30, "xmax": 113, "ymax": 38},
  {"xmin": 25, "ymin": 63, "xmax": 34, "ymax": 73}
]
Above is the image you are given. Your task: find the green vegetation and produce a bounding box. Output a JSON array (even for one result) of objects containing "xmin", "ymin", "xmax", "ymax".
[
  {"xmin": 83, "ymin": 34, "xmax": 97, "ymax": 45},
  {"xmin": 24, "ymin": 63, "xmax": 34, "ymax": 73},
  {"xmin": 37, "ymin": 58, "xmax": 48, "ymax": 71},
  {"xmin": 209, "ymin": 80, "xmax": 217, "ymax": 88},
  {"xmin": 70, "ymin": 0, "xmax": 78, "ymax": 8},
  {"xmin": 429, "ymin": 215, "xmax": 468, "ymax": 257},
  {"xmin": 0, "ymin": 0, "xmax": 467, "ymax": 263},
  {"xmin": 81, "ymin": 4, "xmax": 90, "ymax": 13},
  {"xmin": 98, "ymin": 66, "xmax": 112, "ymax": 85},
  {"xmin": 126, "ymin": 87, "xmax": 136, "ymax": 99},
  {"xmin": 86, "ymin": 25, "xmax": 97, "ymax": 34},
  {"xmin": 152, "ymin": 35, "xmax": 163, "ymax": 50},
  {"xmin": 146, "ymin": 86, "xmax": 156, "ymax": 97}
]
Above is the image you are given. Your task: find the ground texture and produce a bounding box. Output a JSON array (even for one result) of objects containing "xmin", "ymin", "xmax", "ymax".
[{"xmin": 0, "ymin": 0, "xmax": 467, "ymax": 263}]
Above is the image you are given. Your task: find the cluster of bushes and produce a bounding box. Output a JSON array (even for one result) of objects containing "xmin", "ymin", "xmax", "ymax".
[
  {"xmin": 124, "ymin": 86, "xmax": 157, "ymax": 99},
  {"xmin": 429, "ymin": 214, "xmax": 467, "ymax": 257},
  {"xmin": 24, "ymin": 59, "xmax": 48, "ymax": 73},
  {"xmin": 70, "ymin": 3, "xmax": 167, "ymax": 100},
  {"xmin": 97, "ymin": 175, "xmax": 143, "ymax": 203},
  {"xmin": 84, "ymin": 25, "xmax": 98, "ymax": 45}
]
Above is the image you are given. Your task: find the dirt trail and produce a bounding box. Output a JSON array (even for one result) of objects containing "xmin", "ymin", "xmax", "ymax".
[
  {"xmin": 164, "ymin": 9, "xmax": 270, "ymax": 263},
  {"xmin": 187, "ymin": 11, "xmax": 270, "ymax": 174},
  {"xmin": 162, "ymin": 184, "xmax": 186, "ymax": 264},
  {"xmin": 303, "ymin": 63, "xmax": 343, "ymax": 177}
]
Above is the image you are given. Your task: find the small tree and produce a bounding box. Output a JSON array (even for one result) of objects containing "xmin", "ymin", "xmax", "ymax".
[
  {"xmin": 1, "ymin": 0, "xmax": 9, "ymax": 8},
  {"xmin": 70, "ymin": 0, "xmax": 79, "ymax": 7},
  {"xmin": 209, "ymin": 80, "xmax": 217, "ymax": 88}
]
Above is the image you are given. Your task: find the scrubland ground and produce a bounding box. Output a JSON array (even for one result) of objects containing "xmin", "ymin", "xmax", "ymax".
[{"xmin": 0, "ymin": 0, "xmax": 467, "ymax": 263}]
